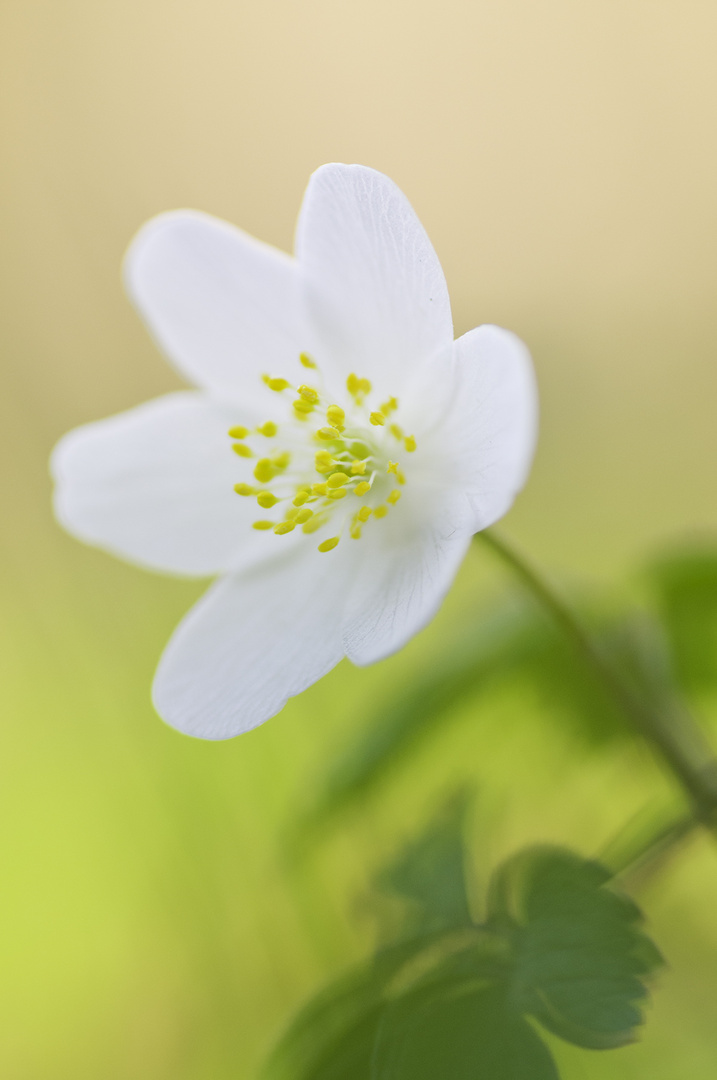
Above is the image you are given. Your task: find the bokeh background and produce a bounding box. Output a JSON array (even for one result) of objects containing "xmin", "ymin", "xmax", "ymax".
[{"xmin": 2, "ymin": 1, "xmax": 717, "ymax": 1076}]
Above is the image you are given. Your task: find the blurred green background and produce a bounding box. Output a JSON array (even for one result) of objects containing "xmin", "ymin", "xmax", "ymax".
[{"xmin": 2, "ymin": 1, "xmax": 717, "ymax": 1076}]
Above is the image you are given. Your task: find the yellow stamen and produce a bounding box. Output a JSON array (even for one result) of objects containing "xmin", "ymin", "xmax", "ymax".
[
  {"xmin": 232, "ymin": 443, "xmax": 253, "ymax": 458},
  {"xmin": 298, "ymin": 385, "xmax": 319, "ymax": 403},
  {"xmin": 346, "ymin": 373, "xmax": 360, "ymax": 395},
  {"xmin": 284, "ymin": 507, "xmax": 300, "ymax": 521},
  {"xmin": 357, "ymin": 505, "xmax": 372, "ymax": 522},
  {"xmin": 293, "ymin": 491, "xmax": 309, "ymax": 506},
  {"xmin": 404, "ymin": 435, "xmax": 416, "ymax": 452},
  {"xmin": 257, "ymin": 421, "xmax": 278, "ymax": 437},
  {"xmin": 326, "ymin": 405, "xmax": 345, "ymax": 430},
  {"xmin": 302, "ymin": 516, "xmax": 324, "ymax": 534},
  {"xmin": 387, "ymin": 461, "xmax": 399, "ymax": 475},
  {"xmin": 350, "ymin": 459, "xmax": 367, "ymax": 475},
  {"xmin": 254, "ymin": 459, "xmax": 276, "ymax": 483},
  {"xmin": 263, "ymin": 376, "xmax": 290, "ymax": 392},
  {"xmin": 358, "ymin": 378, "xmax": 372, "ymax": 394},
  {"xmin": 380, "ymin": 397, "xmax": 398, "ymax": 414},
  {"xmin": 350, "ymin": 525, "xmax": 362, "ymax": 540},
  {"xmin": 369, "ymin": 411, "xmax": 385, "ymax": 426},
  {"xmin": 389, "ymin": 423, "xmax": 404, "ymax": 440},
  {"xmin": 387, "ymin": 490, "xmax": 401, "ymax": 505},
  {"xmin": 374, "ymin": 505, "xmax": 388, "ymax": 519},
  {"xmin": 295, "ymin": 508, "xmax": 313, "ymax": 524},
  {"xmin": 293, "ymin": 399, "xmax": 314, "ymax": 415},
  {"xmin": 312, "ymin": 482, "xmax": 328, "ymax": 495},
  {"xmin": 397, "ymin": 470, "xmax": 406, "ymax": 485},
  {"xmin": 273, "ymin": 451, "xmax": 291, "ymax": 469},
  {"xmin": 316, "ymin": 426, "xmax": 340, "ymax": 440},
  {"xmin": 315, "ymin": 451, "xmax": 334, "ymax": 474},
  {"xmin": 233, "ymin": 483, "xmax": 255, "ymax": 496},
  {"xmin": 328, "ymin": 488, "xmax": 347, "ymax": 500},
  {"xmin": 318, "ymin": 537, "xmax": 340, "ymax": 552},
  {"xmin": 274, "ymin": 521, "xmax": 296, "ymax": 535},
  {"xmin": 355, "ymin": 481, "xmax": 371, "ymax": 496},
  {"xmin": 299, "ymin": 352, "xmax": 316, "ymax": 368},
  {"xmin": 252, "ymin": 520, "xmax": 275, "ymax": 530},
  {"xmin": 327, "ymin": 472, "xmax": 349, "ymax": 488},
  {"xmin": 228, "ymin": 425, "xmax": 249, "ymax": 439},
  {"xmin": 257, "ymin": 492, "xmax": 278, "ymax": 509}
]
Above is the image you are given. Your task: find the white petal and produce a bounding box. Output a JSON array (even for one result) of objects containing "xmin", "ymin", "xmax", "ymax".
[
  {"xmin": 51, "ymin": 392, "xmax": 291, "ymax": 577},
  {"xmin": 124, "ymin": 210, "xmax": 304, "ymax": 399},
  {"xmin": 296, "ymin": 164, "xmax": 453, "ymax": 393},
  {"xmin": 152, "ymin": 545, "xmax": 351, "ymax": 738},
  {"xmin": 342, "ymin": 527, "xmax": 471, "ymax": 666},
  {"xmin": 447, "ymin": 325, "xmax": 538, "ymax": 531}
]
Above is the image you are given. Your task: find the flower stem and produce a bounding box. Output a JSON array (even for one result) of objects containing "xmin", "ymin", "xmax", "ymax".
[{"xmin": 475, "ymin": 529, "xmax": 717, "ymax": 826}]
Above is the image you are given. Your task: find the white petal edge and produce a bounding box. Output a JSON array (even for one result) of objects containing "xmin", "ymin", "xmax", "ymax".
[
  {"xmin": 152, "ymin": 544, "xmax": 352, "ymax": 738},
  {"xmin": 124, "ymin": 210, "xmax": 305, "ymax": 400},
  {"xmin": 342, "ymin": 526, "xmax": 472, "ymax": 667},
  {"xmin": 295, "ymin": 163, "xmax": 453, "ymax": 395},
  {"xmin": 51, "ymin": 392, "xmax": 297, "ymax": 577},
  {"xmin": 447, "ymin": 325, "xmax": 538, "ymax": 532}
]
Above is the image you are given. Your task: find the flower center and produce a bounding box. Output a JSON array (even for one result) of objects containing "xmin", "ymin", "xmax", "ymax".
[{"xmin": 227, "ymin": 352, "xmax": 417, "ymax": 553}]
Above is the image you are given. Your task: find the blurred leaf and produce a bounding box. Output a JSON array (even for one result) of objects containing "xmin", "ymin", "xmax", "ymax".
[
  {"xmin": 488, "ymin": 846, "xmax": 664, "ymax": 1050},
  {"xmin": 645, "ymin": 546, "xmax": 717, "ymax": 693},
  {"xmin": 372, "ymin": 983, "xmax": 559, "ymax": 1080},
  {"xmin": 372, "ymin": 792, "xmax": 473, "ymax": 942},
  {"xmin": 300, "ymin": 589, "xmax": 679, "ymax": 830}
]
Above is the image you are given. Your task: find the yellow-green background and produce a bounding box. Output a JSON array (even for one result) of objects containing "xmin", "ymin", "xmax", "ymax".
[{"xmin": 2, "ymin": 1, "xmax": 717, "ymax": 1076}]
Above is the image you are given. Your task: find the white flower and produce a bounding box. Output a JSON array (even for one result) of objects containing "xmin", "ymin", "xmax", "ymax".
[{"xmin": 51, "ymin": 164, "xmax": 537, "ymax": 739}]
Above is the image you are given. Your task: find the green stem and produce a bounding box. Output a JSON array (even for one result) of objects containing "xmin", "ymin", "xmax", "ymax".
[{"xmin": 476, "ymin": 529, "xmax": 717, "ymax": 823}]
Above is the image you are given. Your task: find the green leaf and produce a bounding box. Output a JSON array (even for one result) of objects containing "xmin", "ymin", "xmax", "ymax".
[
  {"xmin": 488, "ymin": 847, "xmax": 663, "ymax": 1050},
  {"xmin": 372, "ymin": 793, "xmax": 473, "ymax": 941},
  {"xmin": 299, "ymin": 593, "xmax": 642, "ymax": 831},
  {"xmin": 371, "ymin": 982, "xmax": 560, "ymax": 1080},
  {"xmin": 645, "ymin": 545, "xmax": 717, "ymax": 693}
]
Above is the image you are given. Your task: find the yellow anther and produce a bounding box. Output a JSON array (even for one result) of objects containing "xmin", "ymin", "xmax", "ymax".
[
  {"xmin": 293, "ymin": 491, "xmax": 309, "ymax": 506},
  {"xmin": 328, "ymin": 487, "xmax": 347, "ymax": 500},
  {"xmin": 272, "ymin": 451, "xmax": 291, "ymax": 469},
  {"xmin": 387, "ymin": 489, "xmax": 401, "ymax": 505},
  {"xmin": 263, "ymin": 376, "xmax": 291, "ymax": 392},
  {"xmin": 358, "ymin": 378, "xmax": 372, "ymax": 394},
  {"xmin": 369, "ymin": 411, "xmax": 385, "ymax": 426},
  {"xmin": 397, "ymin": 470, "xmax": 406, "ymax": 485},
  {"xmin": 284, "ymin": 507, "xmax": 300, "ymax": 521},
  {"xmin": 302, "ymin": 516, "xmax": 324, "ymax": 534},
  {"xmin": 350, "ymin": 525, "xmax": 362, "ymax": 540},
  {"xmin": 315, "ymin": 451, "xmax": 334, "ymax": 474},
  {"xmin": 327, "ymin": 472, "xmax": 349, "ymax": 488},
  {"xmin": 355, "ymin": 481, "xmax": 371, "ymax": 496},
  {"xmin": 318, "ymin": 537, "xmax": 340, "ymax": 552},
  {"xmin": 326, "ymin": 405, "xmax": 345, "ymax": 429},
  {"xmin": 295, "ymin": 508, "xmax": 313, "ymax": 524},
  {"xmin": 312, "ymin": 482, "xmax": 328, "ymax": 495},
  {"xmin": 233, "ymin": 483, "xmax": 256, "ymax": 496},
  {"xmin": 374, "ymin": 505, "xmax": 388, "ymax": 519},
  {"xmin": 404, "ymin": 435, "xmax": 417, "ymax": 452},
  {"xmin": 357, "ymin": 505, "xmax": 372, "ymax": 522},
  {"xmin": 346, "ymin": 373, "xmax": 360, "ymax": 395},
  {"xmin": 232, "ymin": 443, "xmax": 253, "ymax": 458},
  {"xmin": 228, "ymin": 425, "xmax": 249, "ymax": 439},
  {"xmin": 257, "ymin": 491, "xmax": 279, "ymax": 509},
  {"xmin": 387, "ymin": 461, "xmax": 399, "ymax": 475},
  {"xmin": 316, "ymin": 426, "xmax": 340, "ymax": 440},
  {"xmin": 380, "ymin": 397, "xmax": 398, "ymax": 415},
  {"xmin": 254, "ymin": 459, "xmax": 276, "ymax": 483},
  {"xmin": 389, "ymin": 423, "xmax": 404, "ymax": 441},
  {"xmin": 350, "ymin": 459, "xmax": 367, "ymax": 475},
  {"xmin": 293, "ymin": 399, "xmax": 314, "ymax": 414},
  {"xmin": 257, "ymin": 421, "xmax": 278, "ymax": 437},
  {"xmin": 298, "ymin": 385, "xmax": 319, "ymax": 403},
  {"xmin": 274, "ymin": 521, "xmax": 296, "ymax": 535},
  {"xmin": 299, "ymin": 352, "xmax": 317, "ymax": 368},
  {"xmin": 252, "ymin": 520, "xmax": 275, "ymax": 530}
]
